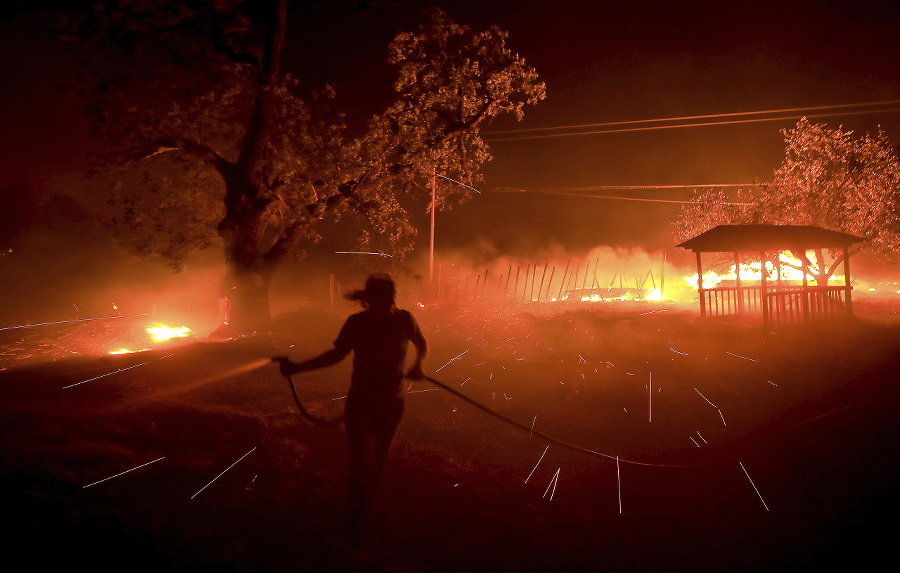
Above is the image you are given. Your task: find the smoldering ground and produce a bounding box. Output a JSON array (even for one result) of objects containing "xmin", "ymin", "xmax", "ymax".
[{"xmin": 2, "ymin": 294, "xmax": 900, "ymax": 572}]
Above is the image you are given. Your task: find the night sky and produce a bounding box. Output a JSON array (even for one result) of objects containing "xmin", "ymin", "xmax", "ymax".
[{"xmin": 1, "ymin": 0, "xmax": 899, "ymax": 274}]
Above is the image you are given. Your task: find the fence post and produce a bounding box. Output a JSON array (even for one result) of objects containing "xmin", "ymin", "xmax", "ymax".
[{"xmin": 760, "ymin": 251, "xmax": 769, "ymax": 326}]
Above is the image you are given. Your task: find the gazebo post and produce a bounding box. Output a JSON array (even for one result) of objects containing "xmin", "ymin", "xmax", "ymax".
[
  {"xmin": 775, "ymin": 254, "xmax": 783, "ymax": 321},
  {"xmin": 696, "ymin": 252, "xmax": 706, "ymax": 317},
  {"xmin": 801, "ymin": 253, "xmax": 810, "ymax": 321},
  {"xmin": 760, "ymin": 250, "xmax": 769, "ymax": 327},
  {"xmin": 843, "ymin": 246, "xmax": 853, "ymax": 315},
  {"xmin": 734, "ymin": 252, "xmax": 743, "ymax": 314}
]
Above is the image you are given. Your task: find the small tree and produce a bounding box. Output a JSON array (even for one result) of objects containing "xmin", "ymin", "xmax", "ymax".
[
  {"xmin": 674, "ymin": 118, "xmax": 900, "ymax": 284},
  {"xmin": 57, "ymin": 1, "xmax": 545, "ymax": 330}
]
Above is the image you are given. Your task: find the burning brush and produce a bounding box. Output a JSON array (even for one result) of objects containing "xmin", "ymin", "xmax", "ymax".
[{"xmin": 108, "ymin": 324, "xmax": 193, "ymax": 355}]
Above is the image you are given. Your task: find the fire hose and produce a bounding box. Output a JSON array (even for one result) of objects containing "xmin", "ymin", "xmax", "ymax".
[
  {"xmin": 418, "ymin": 375, "xmax": 685, "ymax": 467},
  {"xmin": 272, "ymin": 357, "xmax": 345, "ymax": 426},
  {"xmin": 272, "ymin": 357, "xmax": 685, "ymax": 468}
]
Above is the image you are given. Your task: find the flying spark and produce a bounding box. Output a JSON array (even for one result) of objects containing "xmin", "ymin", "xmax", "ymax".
[
  {"xmin": 334, "ymin": 251, "xmax": 393, "ymax": 257},
  {"xmin": 524, "ymin": 445, "xmax": 549, "ymax": 484},
  {"xmin": 543, "ymin": 468, "xmax": 560, "ymax": 501},
  {"xmin": 739, "ymin": 461, "xmax": 770, "ymax": 512},
  {"xmin": 83, "ymin": 456, "xmax": 166, "ymax": 489},
  {"xmin": 616, "ymin": 456, "xmax": 622, "ymax": 514},
  {"xmin": 191, "ymin": 446, "xmax": 257, "ymax": 500},
  {"xmin": 726, "ymin": 351, "xmax": 759, "ymax": 362},
  {"xmin": 637, "ymin": 309, "xmax": 668, "ymax": 317},
  {"xmin": 64, "ymin": 361, "xmax": 151, "ymax": 389},
  {"xmin": 694, "ymin": 388, "xmax": 717, "ymax": 408},
  {"xmin": 0, "ymin": 313, "xmax": 150, "ymax": 331},
  {"xmin": 694, "ymin": 388, "xmax": 726, "ymax": 425},
  {"xmin": 435, "ymin": 349, "xmax": 470, "ymax": 372},
  {"xmin": 436, "ymin": 173, "xmax": 482, "ymax": 194}
]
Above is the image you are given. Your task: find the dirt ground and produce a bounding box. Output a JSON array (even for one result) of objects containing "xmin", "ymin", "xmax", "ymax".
[{"xmin": 2, "ymin": 302, "xmax": 900, "ymax": 572}]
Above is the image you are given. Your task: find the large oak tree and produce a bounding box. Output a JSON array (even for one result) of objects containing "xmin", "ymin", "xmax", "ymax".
[{"xmin": 57, "ymin": 1, "xmax": 545, "ymax": 330}]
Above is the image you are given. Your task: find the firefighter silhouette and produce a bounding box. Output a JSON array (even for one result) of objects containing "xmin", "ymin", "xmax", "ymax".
[{"xmin": 277, "ymin": 273, "xmax": 428, "ymax": 543}]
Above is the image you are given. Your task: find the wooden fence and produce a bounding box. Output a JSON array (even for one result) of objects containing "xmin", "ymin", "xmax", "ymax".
[{"xmin": 433, "ymin": 260, "xmax": 662, "ymax": 306}]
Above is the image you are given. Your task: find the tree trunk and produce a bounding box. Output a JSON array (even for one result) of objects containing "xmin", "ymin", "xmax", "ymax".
[
  {"xmin": 814, "ymin": 248, "xmax": 828, "ymax": 286},
  {"xmin": 218, "ymin": 262, "xmax": 273, "ymax": 333},
  {"xmin": 213, "ymin": 0, "xmax": 286, "ymax": 335},
  {"xmin": 215, "ymin": 172, "xmax": 278, "ymax": 334}
]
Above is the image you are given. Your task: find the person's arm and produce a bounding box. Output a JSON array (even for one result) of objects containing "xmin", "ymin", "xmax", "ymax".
[
  {"xmin": 277, "ymin": 314, "xmax": 356, "ymax": 377},
  {"xmin": 279, "ymin": 346, "xmax": 351, "ymax": 377},
  {"xmin": 405, "ymin": 318, "xmax": 429, "ymax": 380}
]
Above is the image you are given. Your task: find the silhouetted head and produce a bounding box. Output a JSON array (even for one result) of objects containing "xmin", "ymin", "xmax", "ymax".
[{"xmin": 346, "ymin": 273, "xmax": 396, "ymax": 311}]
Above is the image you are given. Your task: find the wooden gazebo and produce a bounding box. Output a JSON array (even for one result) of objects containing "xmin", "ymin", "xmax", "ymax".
[{"xmin": 676, "ymin": 225, "xmax": 866, "ymax": 325}]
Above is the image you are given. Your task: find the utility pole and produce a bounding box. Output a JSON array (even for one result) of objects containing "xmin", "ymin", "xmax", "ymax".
[{"xmin": 430, "ymin": 168, "xmax": 436, "ymax": 286}]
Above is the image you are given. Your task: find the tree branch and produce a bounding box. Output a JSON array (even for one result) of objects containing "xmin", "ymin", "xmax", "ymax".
[
  {"xmin": 236, "ymin": 0, "xmax": 285, "ymax": 178},
  {"xmin": 436, "ymin": 98, "xmax": 495, "ymax": 145},
  {"xmin": 209, "ymin": 14, "xmax": 262, "ymax": 68},
  {"xmin": 825, "ymin": 247, "xmax": 859, "ymax": 280},
  {"xmin": 134, "ymin": 137, "xmax": 231, "ymax": 173}
]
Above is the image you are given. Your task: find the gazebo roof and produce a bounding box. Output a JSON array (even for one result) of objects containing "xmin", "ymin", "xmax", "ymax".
[{"xmin": 676, "ymin": 224, "xmax": 866, "ymax": 253}]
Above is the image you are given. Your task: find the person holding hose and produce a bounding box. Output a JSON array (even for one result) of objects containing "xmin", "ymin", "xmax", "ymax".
[{"xmin": 275, "ymin": 273, "xmax": 428, "ymax": 544}]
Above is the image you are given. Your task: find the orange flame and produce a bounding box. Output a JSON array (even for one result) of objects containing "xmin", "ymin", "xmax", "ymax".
[
  {"xmin": 147, "ymin": 325, "xmax": 191, "ymax": 341},
  {"xmin": 684, "ymin": 250, "xmax": 843, "ymax": 290}
]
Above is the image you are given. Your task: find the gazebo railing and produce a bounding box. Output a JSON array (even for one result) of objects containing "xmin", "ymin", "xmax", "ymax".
[
  {"xmin": 764, "ymin": 285, "xmax": 850, "ymax": 323},
  {"xmin": 699, "ymin": 285, "xmax": 760, "ymax": 316},
  {"xmin": 699, "ymin": 284, "xmax": 851, "ymax": 322}
]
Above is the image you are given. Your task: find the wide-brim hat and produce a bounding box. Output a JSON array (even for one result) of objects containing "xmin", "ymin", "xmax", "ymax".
[{"xmin": 346, "ymin": 273, "xmax": 396, "ymax": 303}]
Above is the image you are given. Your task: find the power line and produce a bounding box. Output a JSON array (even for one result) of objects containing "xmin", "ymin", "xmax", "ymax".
[
  {"xmin": 486, "ymin": 106, "xmax": 900, "ymax": 142},
  {"xmin": 485, "ymin": 99, "xmax": 900, "ymax": 135},
  {"xmin": 505, "ymin": 183, "xmax": 756, "ymax": 191},
  {"xmin": 493, "ymin": 187, "xmax": 754, "ymax": 205}
]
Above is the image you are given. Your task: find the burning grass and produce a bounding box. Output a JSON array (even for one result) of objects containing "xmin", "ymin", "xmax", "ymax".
[{"xmin": 0, "ymin": 316, "xmax": 197, "ymax": 369}]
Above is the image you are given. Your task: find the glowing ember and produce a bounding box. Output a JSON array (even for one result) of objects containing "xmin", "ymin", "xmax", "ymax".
[
  {"xmin": 147, "ymin": 325, "xmax": 191, "ymax": 341},
  {"xmin": 109, "ymin": 348, "xmax": 137, "ymax": 355}
]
